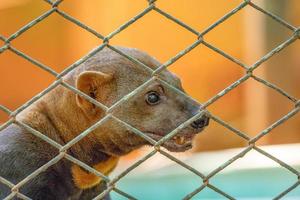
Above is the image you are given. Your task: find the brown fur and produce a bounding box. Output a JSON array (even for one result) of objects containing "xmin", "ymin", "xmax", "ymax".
[
  {"xmin": 71, "ymin": 157, "xmax": 119, "ymax": 189},
  {"xmin": 13, "ymin": 47, "xmax": 208, "ymax": 194}
]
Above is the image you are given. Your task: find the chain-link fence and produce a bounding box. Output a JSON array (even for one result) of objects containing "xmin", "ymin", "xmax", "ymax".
[{"xmin": 0, "ymin": 0, "xmax": 299, "ymax": 199}]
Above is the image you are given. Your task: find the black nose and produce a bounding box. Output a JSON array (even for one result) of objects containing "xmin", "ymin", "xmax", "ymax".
[{"xmin": 191, "ymin": 116, "xmax": 209, "ymax": 129}]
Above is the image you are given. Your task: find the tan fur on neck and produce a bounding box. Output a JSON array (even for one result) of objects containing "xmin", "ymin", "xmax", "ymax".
[{"xmin": 71, "ymin": 157, "xmax": 119, "ymax": 189}]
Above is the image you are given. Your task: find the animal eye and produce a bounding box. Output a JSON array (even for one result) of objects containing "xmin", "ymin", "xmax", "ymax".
[{"xmin": 146, "ymin": 91, "xmax": 160, "ymax": 105}]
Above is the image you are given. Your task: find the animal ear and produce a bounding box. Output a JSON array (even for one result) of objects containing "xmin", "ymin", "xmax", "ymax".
[{"xmin": 76, "ymin": 71, "xmax": 112, "ymax": 115}]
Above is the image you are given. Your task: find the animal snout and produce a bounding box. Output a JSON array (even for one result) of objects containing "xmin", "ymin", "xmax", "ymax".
[{"xmin": 191, "ymin": 115, "xmax": 209, "ymax": 129}]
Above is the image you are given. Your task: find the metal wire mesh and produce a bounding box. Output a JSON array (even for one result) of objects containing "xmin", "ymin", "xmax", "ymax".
[{"xmin": 0, "ymin": 0, "xmax": 299, "ymax": 199}]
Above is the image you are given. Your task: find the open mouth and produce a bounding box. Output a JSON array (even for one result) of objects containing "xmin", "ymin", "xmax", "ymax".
[
  {"xmin": 146, "ymin": 132, "xmax": 197, "ymax": 152},
  {"xmin": 144, "ymin": 117, "xmax": 209, "ymax": 152}
]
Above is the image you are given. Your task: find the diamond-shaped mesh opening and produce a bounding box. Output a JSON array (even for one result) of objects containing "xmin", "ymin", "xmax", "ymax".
[
  {"xmin": 197, "ymin": 76, "xmax": 297, "ymax": 141},
  {"xmin": 209, "ymin": 149, "xmax": 298, "ymax": 198},
  {"xmin": 168, "ymin": 43, "xmax": 244, "ymax": 103},
  {"xmin": 258, "ymin": 114, "xmax": 300, "ymax": 145},
  {"xmin": 205, "ymin": 4, "xmax": 294, "ymax": 66},
  {"xmin": 194, "ymin": 119, "xmax": 247, "ymax": 151},
  {"xmin": 110, "ymin": 10, "xmax": 196, "ymax": 63},
  {"xmin": 0, "ymin": 1, "xmax": 49, "ymax": 37},
  {"xmin": 11, "ymin": 13, "xmax": 101, "ymax": 72},
  {"xmin": 112, "ymin": 152, "xmax": 203, "ymax": 200},
  {"xmin": 156, "ymin": 0, "xmax": 242, "ymax": 33},
  {"xmin": 59, "ymin": 0, "xmax": 148, "ymax": 36},
  {"xmin": 61, "ymin": 0, "xmax": 147, "ymax": 35},
  {"xmin": 205, "ymin": 82, "xmax": 244, "ymax": 126},
  {"xmin": 182, "ymin": 146, "xmax": 249, "ymax": 176},
  {"xmin": 0, "ymin": 50, "xmax": 55, "ymax": 110},
  {"xmin": 255, "ymin": 40, "xmax": 300, "ymax": 99}
]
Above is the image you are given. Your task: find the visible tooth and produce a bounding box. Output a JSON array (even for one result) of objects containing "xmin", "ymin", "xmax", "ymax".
[
  {"xmin": 180, "ymin": 136, "xmax": 185, "ymax": 144},
  {"xmin": 175, "ymin": 136, "xmax": 185, "ymax": 145}
]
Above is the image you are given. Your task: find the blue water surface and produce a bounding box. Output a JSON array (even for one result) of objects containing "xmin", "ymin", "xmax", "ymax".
[{"xmin": 111, "ymin": 166, "xmax": 300, "ymax": 200}]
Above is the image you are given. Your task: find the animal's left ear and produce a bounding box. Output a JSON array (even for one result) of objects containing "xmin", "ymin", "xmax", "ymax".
[{"xmin": 76, "ymin": 71, "xmax": 113, "ymax": 115}]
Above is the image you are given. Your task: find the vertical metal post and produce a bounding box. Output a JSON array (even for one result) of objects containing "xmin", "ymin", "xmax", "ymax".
[{"xmin": 244, "ymin": 0, "xmax": 269, "ymax": 144}]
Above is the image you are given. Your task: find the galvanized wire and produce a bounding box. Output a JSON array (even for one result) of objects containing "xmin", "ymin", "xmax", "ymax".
[{"xmin": 0, "ymin": 0, "xmax": 299, "ymax": 199}]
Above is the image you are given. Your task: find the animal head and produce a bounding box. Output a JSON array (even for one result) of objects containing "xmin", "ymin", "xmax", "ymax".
[{"xmin": 68, "ymin": 47, "xmax": 209, "ymax": 155}]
